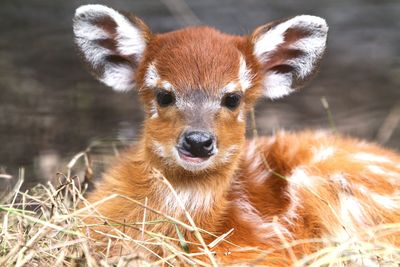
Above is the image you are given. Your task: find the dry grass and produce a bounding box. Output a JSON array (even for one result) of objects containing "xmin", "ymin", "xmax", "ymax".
[{"xmin": 1, "ymin": 144, "xmax": 400, "ymax": 266}]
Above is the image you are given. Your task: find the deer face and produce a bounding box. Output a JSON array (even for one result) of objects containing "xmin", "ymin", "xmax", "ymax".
[
  {"xmin": 137, "ymin": 29, "xmax": 252, "ymax": 171},
  {"xmin": 73, "ymin": 5, "xmax": 328, "ymax": 172}
]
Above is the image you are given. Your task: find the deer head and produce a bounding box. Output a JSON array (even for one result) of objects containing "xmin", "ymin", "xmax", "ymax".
[{"xmin": 73, "ymin": 5, "xmax": 328, "ymax": 174}]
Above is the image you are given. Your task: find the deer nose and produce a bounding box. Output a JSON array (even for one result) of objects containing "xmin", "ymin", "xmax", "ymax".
[{"xmin": 181, "ymin": 131, "xmax": 215, "ymax": 158}]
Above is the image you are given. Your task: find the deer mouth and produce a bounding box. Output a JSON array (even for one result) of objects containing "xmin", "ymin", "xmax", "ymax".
[
  {"xmin": 177, "ymin": 147, "xmax": 212, "ymax": 164},
  {"xmin": 172, "ymin": 146, "xmax": 217, "ymax": 171}
]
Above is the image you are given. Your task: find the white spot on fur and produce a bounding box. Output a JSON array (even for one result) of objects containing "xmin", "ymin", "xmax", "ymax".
[
  {"xmin": 329, "ymin": 193, "xmax": 367, "ymax": 243},
  {"xmin": 262, "ymin": 72, "xmax": 294, "ymax": 99},
  {"xmin": 338, "ymin": 193, "xmax": 366, "ymax": 238},
  {"xmin": 370, "ymin": 193, "xmax": 398, "ymax": 210},
  {"xmin": 289, "ymin": 168, "xmax": 315, "ymax": 189},
  {"xmin": 367, "ymin": 165, "xmax": 386, "ymax": 175},
  {"xmin": 353, "ymin": 153, "xmax": 392, "ymax": 164},
  {"xmin": 359, "ymin": 186, "xmax": 398, "ymax": 210},
  {"xmin": 366, "ymin": 165, "xmax": 399, "ymax": 179},
  {"xmin": 312, "ymin": 146, "xmax": 335, "ymax": 163},
  {"xmin": 245, "ymin": 140, "xmax": 258, "ymax": 161},
  {"xmin": 144, "ymin": 63, "xmax": 160, "ymax": 88},
  {"xmin": 248, "ymin": 151, "xmax": 263, "ymax": 174},
  {"xmin": 283, "ymin": 182, "xmax": 301, "ymax": 224},
  {"xmin": 161, "ymin": 188, "xmax": 215, "ymax": 213},
  {"xmin": 244, "ymin": 141, "xmax": 271, "ymax": 183},
  {"xmin": 234, "ymin": 198, "xmax": 290, "ymax": 240},
  {"xmin": 238, "ymin": 56, "xmax": 252, "ymax": 91},
  {"xmin": 330, "ymin": 173, "xmax": 351, "ymax": 191},
  {"xmin": 253, "ymin": 169, "xmax": 271, "ymax": 184},
  {"xmin": 283, "ymin": 167, "xmax": 321, "ymax": 224}
]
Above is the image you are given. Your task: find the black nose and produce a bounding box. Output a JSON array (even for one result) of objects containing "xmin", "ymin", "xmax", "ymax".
[{"xmin": 181, "ymin": 131, "xmax": 215, "ymax": 158}]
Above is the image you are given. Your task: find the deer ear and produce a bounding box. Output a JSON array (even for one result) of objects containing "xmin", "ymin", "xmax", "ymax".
[
  {"xmin": 251, "ymin": 15, "xmax": 328, "ymax": 99},
  {"xmin": 73, "ymin": 5, "xmax": 150, "ymax": 91}
]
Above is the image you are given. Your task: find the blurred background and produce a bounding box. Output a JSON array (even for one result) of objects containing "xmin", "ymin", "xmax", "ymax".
[{"xmin": 1, "ymin": 0, "xmax": 399, "ymax": 191}]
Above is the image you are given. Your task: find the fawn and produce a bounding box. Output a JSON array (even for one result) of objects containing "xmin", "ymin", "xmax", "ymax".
[{"xmin": 73, "ymin": 4, "xmax": 400, "ymax": 266}]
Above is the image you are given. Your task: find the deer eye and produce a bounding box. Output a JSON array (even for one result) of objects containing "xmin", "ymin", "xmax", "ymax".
[
  {"xmin": 156, "ymin": 90, "xmax": 174, "ymax": 107},
  {"xmin": 222, "ymin": 93, "xmax": 242, "ymax": 110}
]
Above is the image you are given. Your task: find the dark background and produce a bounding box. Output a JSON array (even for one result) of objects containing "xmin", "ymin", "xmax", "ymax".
[{"xmin": 1, "ymin": 0, "xmax": 399, "ymax": 189}]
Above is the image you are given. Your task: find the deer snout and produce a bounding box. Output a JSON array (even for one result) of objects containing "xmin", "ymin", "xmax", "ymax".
[{"xmin": 178, "ymin": 130, "xmax": 216, "ymax": 158}]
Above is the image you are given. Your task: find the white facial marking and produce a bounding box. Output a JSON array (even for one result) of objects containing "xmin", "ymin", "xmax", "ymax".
[
  {"xmin": 237, "ymin": 109, "xmax": 245, "ymax": 122},
  {"xmin": 150, "ymin": 100, "xmax": 158, "ymax": 118},
  {"xmin": 238, "ymin": 56, "xmax": 253, "ymax": 91},
  {"xmin": 221, "ymin": 81, "xmax": 247, "ymax": 122},
  {"xmin": 312, "ymin": 146, "xmax": 335, "ymax": 163},
  {"xmin": 353, "ymin": 153, "xmax": 392, "ymax": 164},
  {"xmin": 152, "ymin": 141, "xmax": 166, "ymax": 158},
  {"xmin": 172, "ymin": 147, "xmax": 217, "ymax": 172},
  {"xmin": 144, "ymin": 63, "xmax": 161, "ymax": 88},
  {"xmin": 222, "ymin": 82, "xmax": 238, "ymax": 94},
  {"xmin": 161, "ymin": 80, "xmax": 173, "ymax": 91}
]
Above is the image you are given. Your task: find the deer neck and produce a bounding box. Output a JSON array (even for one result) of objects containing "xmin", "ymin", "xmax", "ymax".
[{"xmin": 141, "ymin": 139, "xmax": 241, "ymax": 227}]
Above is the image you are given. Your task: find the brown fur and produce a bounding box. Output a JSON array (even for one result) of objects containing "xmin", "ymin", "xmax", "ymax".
[
  {"xmin": 77, "ymin": 13, "xmax": 400, "ymax": 266},
  {"xmin": 84, "ymin": 131, "xmax": 400, "ymax": 265}
]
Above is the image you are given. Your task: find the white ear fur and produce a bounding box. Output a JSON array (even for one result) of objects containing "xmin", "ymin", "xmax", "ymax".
[
  {"xmin": 73, "ymin": 4, "xmax": 147, "ymax": 91},
  {"xmin": 252, "ymin": 15, "xmax": 328, "ymax": 99}
]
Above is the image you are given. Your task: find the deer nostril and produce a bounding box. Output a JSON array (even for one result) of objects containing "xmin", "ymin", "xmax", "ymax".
[
  {"xmin": 203, "ymin": 139, "xmax": 213, "ymax": 150},
  {"xmin": 181, "ymin": 131, "xmax": 215, "ymax": 158},
  {"xmin": 183, "ymin": 137, "xmax": 192, "ymax": 149}
]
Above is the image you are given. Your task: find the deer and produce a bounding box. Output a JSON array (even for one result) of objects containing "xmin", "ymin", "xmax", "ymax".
[{"xmin": 73, "ymin": 4, "xmax": 400, "ymax": 266}]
